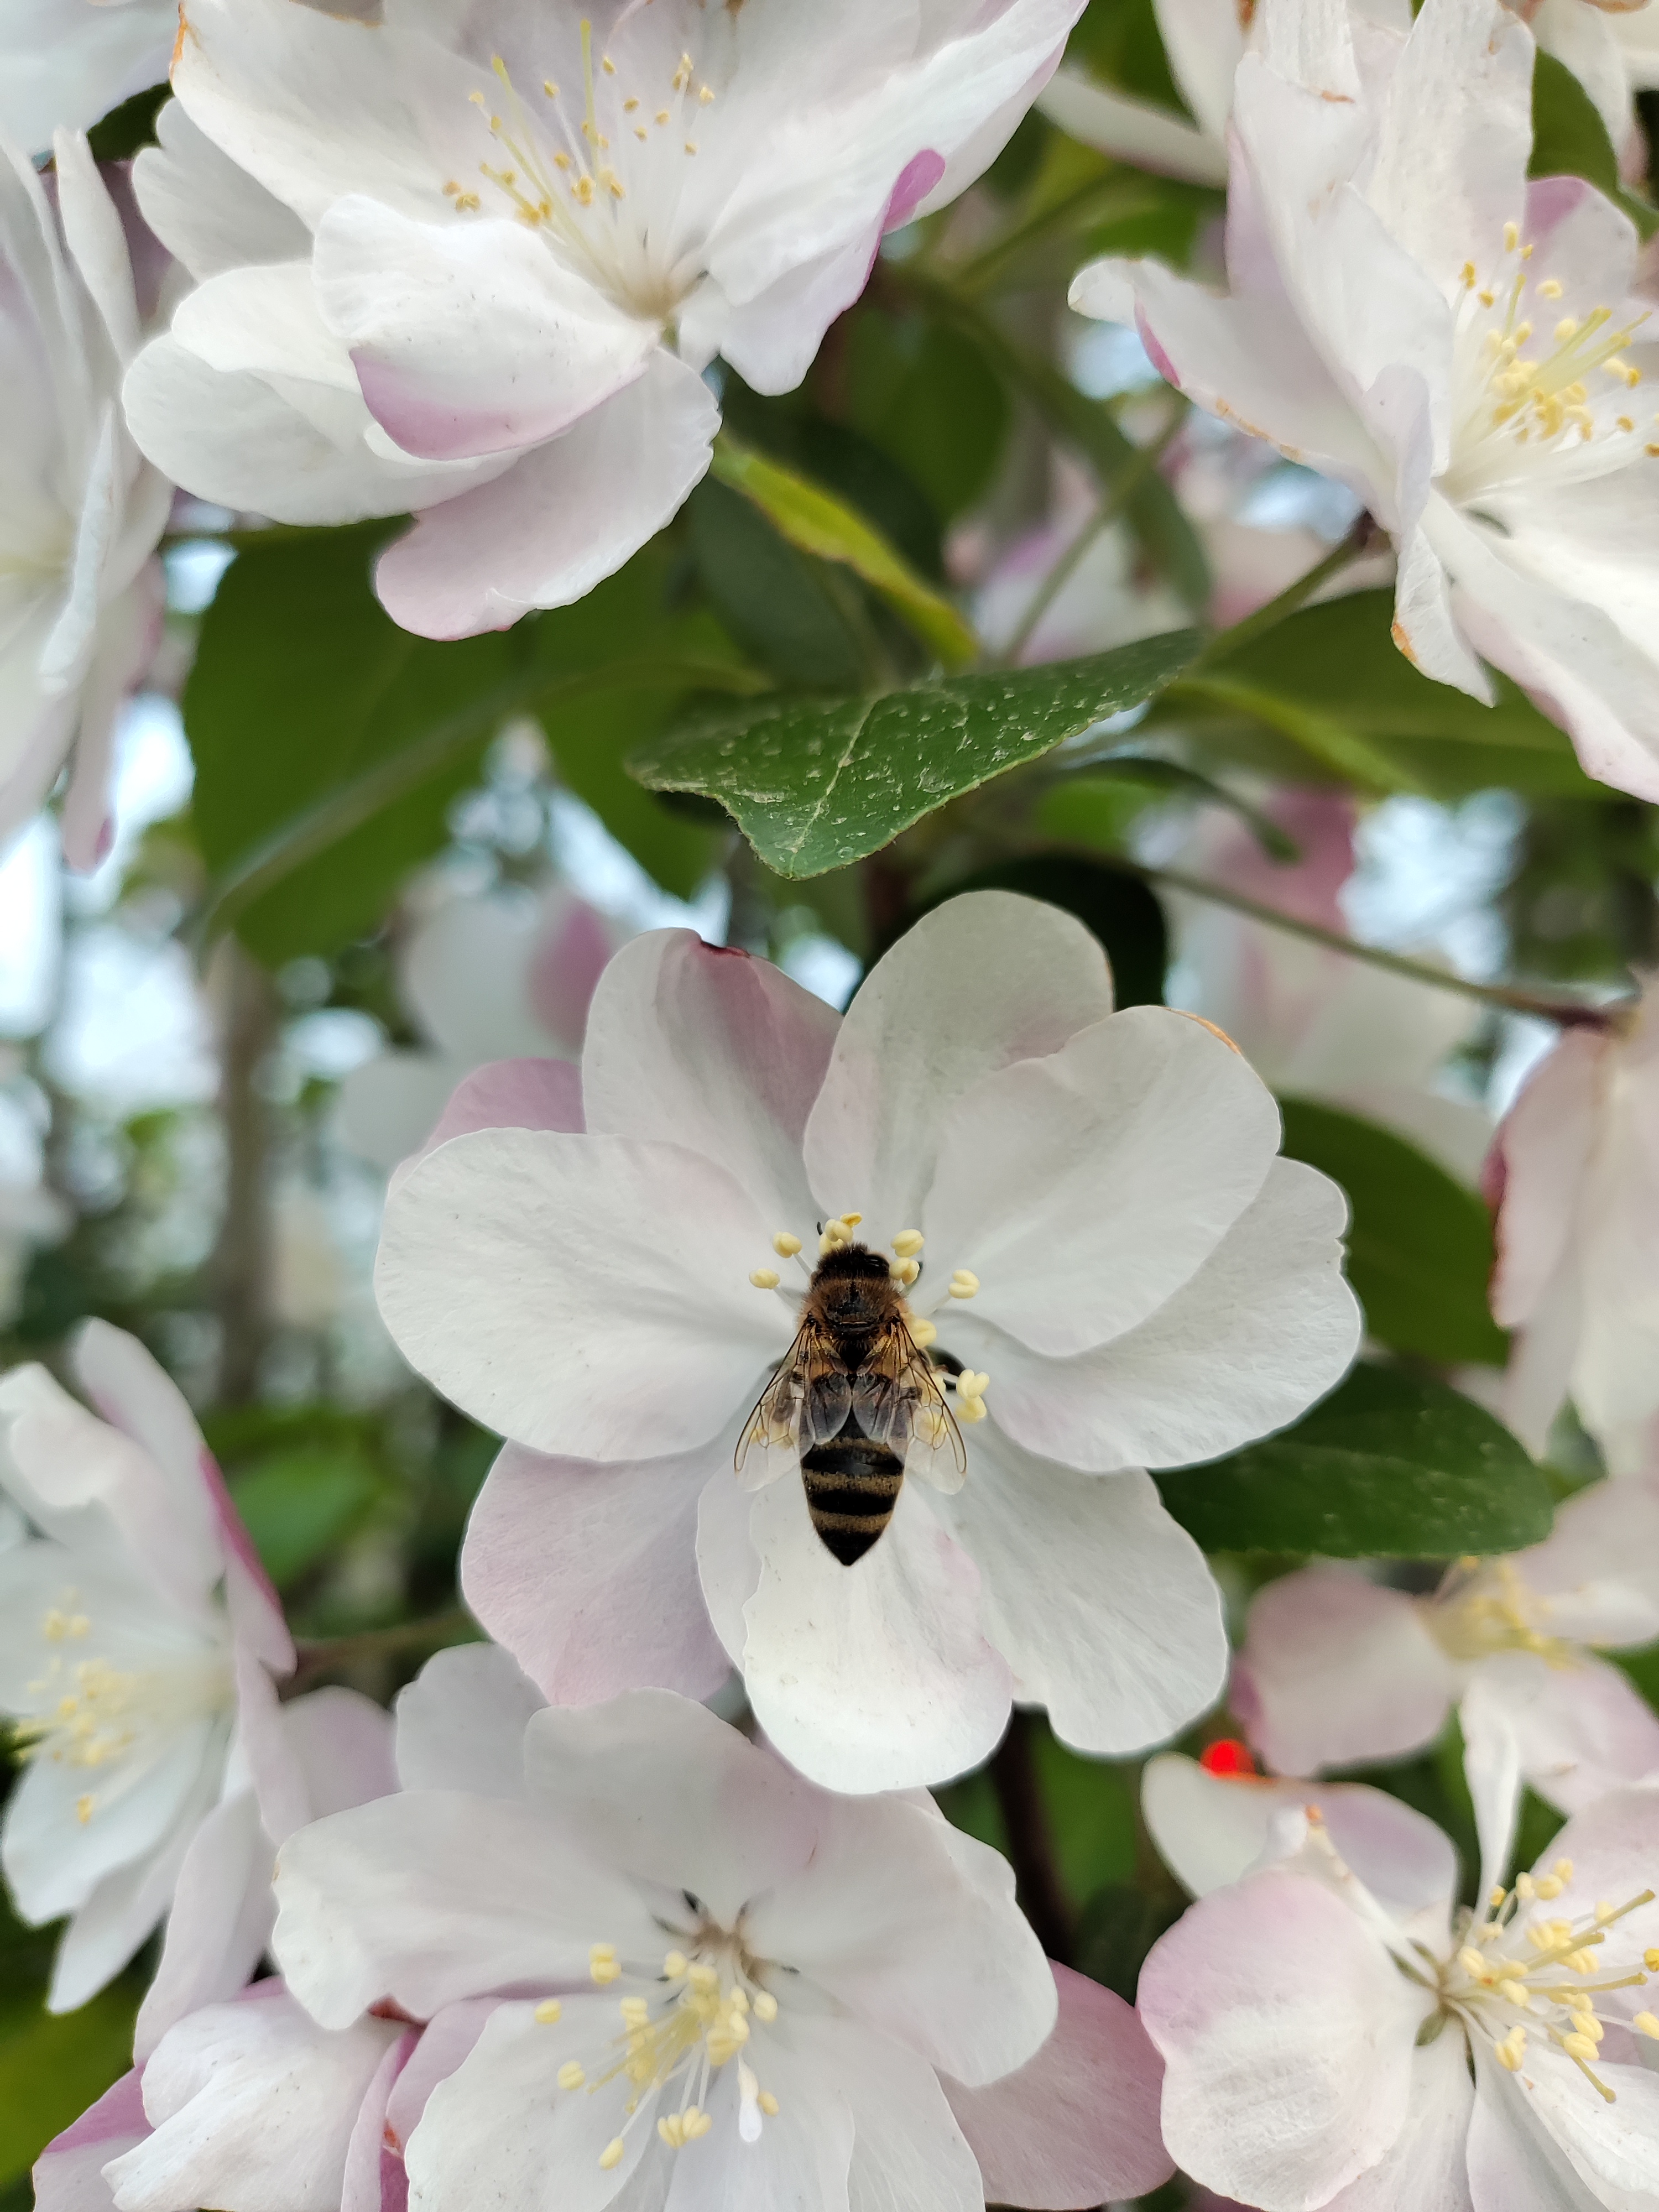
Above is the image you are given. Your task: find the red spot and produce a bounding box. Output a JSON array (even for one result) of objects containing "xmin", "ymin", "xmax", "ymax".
[{"xmin": 1200, "ymin": 1738, "xmax": 1258, "ymax": 1779}]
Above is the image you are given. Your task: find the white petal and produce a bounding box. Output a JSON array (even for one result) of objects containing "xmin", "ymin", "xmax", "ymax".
[
  {"xmin": 1471, "ymin": 2039, "xmax": 1659, "ymax": 2212},
  {"xmin": 374, "ymin": 1125, "xmax": 792, "ymax": 1460},
  {"xmin": 373, "ymin": 352, "xmax": 718, "ymax": 640},
  {"xmin": 170, "ymin": 262, "xmax": 359, "ymax": 396},
  {"xmin": 283, "ymin": 1683, "xmax": 399, "ymax": 1818},
  {"xmin": 1318, "ymin": 2028, "xmax": 1475, "ymax": 2212},
  {"xmin": 394, "ymin": 1643, "xmax": 545, "ymax": 1798},
  {"xmin": 108, "ymin": 1987, "xmax": 402, "ymax": 2212},
  {"xmin": 46, "ymin": 1808, "xmax": 205, "ymax": 2015},
  {"xmin": 935, "ymin": 1446, "xmax": 1225, "ymax": 1756},
  {"xmin": 802, "ymin": 893, "xmax": 1113, "ymax": 1245},
  {"xmin": 1232, "ymin": 1565, "xmax": 1458, "ymax": 1777},
  {"xmin": 1466, "ymin": 2044, "xmax": 1603, "ymax": 2212},
  {"xmin": 829, "ymin": 2019, "xmax": 984, "ymax": 2212},
  {"xmin": 314, "ymin": 197, "xmax": 657, "ymax": 462},
  {"xmin": 33, "ymin": 2070, "xmax": 148, "ymax": 2212},
  {"xmin": 341, "ymin": 2027, "xmax": 419, "ymax": 2212},
  {"xmin": 272, "ymin": 1790, "xmax": 656, "ymax": 2029},
  {"xmin": 132, "ymin": 1788, "xmax": 274, "ymax": 2062},
  {"xmin": 1523, "ymin": 1785, "xmax": 1659, "ymax": 2018},
  {"xmin": 658, "ymin": 2010, "xmax": 855, "ymax": 2212},
  {"xmin": 461, "ymin": 1442, "xmax": 731, "ymax": 1709},
  {"xmin": 741, "ymin": 1477, "xmax": 1012, "ymax": 1795},
  {"xmin": 581, "ymin": 931, "xmax": 839, "ymax": 1232},
  {"xmin": 132, "ymin": 101, "xmax": 311, "ymax": 283},
  {"xmin": 523, "ymin": 1692, "xmax": 821, "ymax": 1933},
  {"xmin": 1516, "ymin": 1472, "xmax": 1659, "ymax": 1648},
  {"xmin": 1037, "ymin": 70, "xmax": 1228, "ymax": 186},
  {"xmin": 922, "ymin": 1006, "xmax": 1280, "ymax": 1357}
]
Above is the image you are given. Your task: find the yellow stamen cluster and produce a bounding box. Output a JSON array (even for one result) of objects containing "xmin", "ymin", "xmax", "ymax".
[
  {"xmin": 819, "ymin": 1213, "xmax": 863, "ymax": 1257},
  {"xmin": 1430, "ymin": 1558, "xmax": 1574, "ymax": 1668},
  {"xmin": 956, "ymin": 1370, "xmax": 990, "ymax": 1424}
]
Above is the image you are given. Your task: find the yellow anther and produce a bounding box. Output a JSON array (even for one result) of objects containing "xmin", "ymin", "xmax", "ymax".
[
  {"xmin": 544, "ymin": 79, "xmax": 559, "ymax": 95},
  {"xmin": 837, "ymin": 1213, "xmax": 863, "ymax": 1229},
  {"xmin": 686, "ymin": 2110, "xmax": 713, "ymax": 2140},
  {"xmin": 75, "ymin": 1794, "xmax": 93, "ymax": 1824},
  {"xmin": 749, "ymin": 1269, "xmax": 781, "ymax": 1291},
  {"xmin": 601, "ymin": 54, "xmax": 615, "ymax": 72},
  {"xmin": 1505, "ymin": 221, "xmax": 1520, "ymax": 252},
  {"xmin": 1479, "ymin": 287, "xmax": 1496, "ymax": 306},
  {"xmin": 1458, "ymin": 1947, "xmax": 1489, "ymax": 1980},
  {"xmin": 1619, "ymin": 415, "xmax": 1635, "ymax": 432},
  {"xmin": 1635, "ymin": 2011, "xmax": 1659, "ymax": 2038},
  {"xmin": 688, "ymin": 1962, "xmax": 719, "ymax": 1990},
  {"xmin": 590, "ymin": 1943, "xmax": 621, "ymax": 1985},
  {"xmin": 956, "ymin": 1397, "xmax": 988, "ymax": 1425},
  {"xmin": 1646, "ymin": 1950, "xmax": 1659, "ymax": 1971},
  {"xmin": 599, "ymin": 2140, "xmax": 624, "ymax": 2171},
  {"xmin": 1535, "ymin": 1876, "xmax": 1564, "ymax": 1901},
  {"xmin": 890, "ymin": 1258, "xmax": 920, "ymax": 1286},
  {"xmin": 728, "ymin": 1988, "xmax": 749, "ymax": 2014},
  {"xmin": 948, "ymin": 1270, "xmax": 980, "ymax": 1298},
  {"xmin": 1461, "ymin": 260, "xmax": 1477, "ymax": 287},
  {"xmin": 535, "ymin": 1998, "xmax": 563, "ymax": 2024},
  {"xmin": 758, "ymin": 2089, "xmax": 779, "ymax": 2116},
  {"xmin": 656, "ymin": 108, "xmax": 670, "ymax": 124},
  {"xmin": 773, "ymin": 1233, "xmax": 802, "ymax": 1258},
  {"xmin": 892, "ymin": 1230, "xmax": 924, "ymax": 1258},
  {"xmin": 753, "ymin": 1990, "xmax": 778, "ymax": 2022},
  {"xmin": 620, "ymin": 1996, "xmax": 650, "ymax": 2027},
  {"xmin": 699, "ymin": 85, "xmax": 714, "ymax": 103},
  {"xmin": 1489, "ymin": 1887, "xmax": 1509, "ymax": 1910},
  {"xmin": 658, "ymin": 2115, "xmax": 684, "ymax": 2148},
  {"xmin": 1564, "ymin": 1949, "xmax": 1599, "ymax": 1975},
  {"xmin": 1563, "ymin": 2031, "xmax": 1598, "ymax": 2062},
  {"xmin": 1496, "ymin": 2030, "xmax": 1527, "ymax": 2070},
  {"xmin": 907, "ymin": 1316, "xmax": 937, "ymax": 1349},
  {"xmin": 1516, "ymin": 1874, "xmax": 1537, "ymax": 1901},
  {"xmin": 558, "ymin": 2061, "xmax": 587, "ymax": 2090},
  {"xmin": 1498, "ymin": 1981, "xmax": 1530, "ymax": 2006},
  {"xmin": 685, "ymin": 141, "xmax": 698, "ymax": 154},
  {"xmin": 1570, "ymin": 2011, "xmax": 1603, "ymax": 2043},
  {"xmin": 1537, "ymin": 277, "xmax": 1563, "ymax": 298}
]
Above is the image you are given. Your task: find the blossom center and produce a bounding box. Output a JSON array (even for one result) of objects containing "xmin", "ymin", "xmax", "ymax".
[
  {"xmin": 1427, "ymin": 1557, "xmax": 1576, "ymax": 1668},
  {"xmin": 447, "ymin": 20, "xmax": 718, "ymax": 323},
  {"xmin": 11, "ymin": 1592, "xmax": 232, "ymax": 1825},
  {"xmin": 536, "ymin": 1926, "xmax": 786, "ymax": 2170},
  {"xmin": 1444, "ymin": 220, "xmax": 1652, "ymax": 502},
  {"xmin": 1434, "ymin": 1861, "xmax": 1659, "ymax": 2098}
]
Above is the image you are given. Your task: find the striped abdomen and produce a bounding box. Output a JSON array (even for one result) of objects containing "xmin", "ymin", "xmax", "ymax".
[{"xmin": 801, "ymin": 1412, "xmax": 904, "ymax": 1566}]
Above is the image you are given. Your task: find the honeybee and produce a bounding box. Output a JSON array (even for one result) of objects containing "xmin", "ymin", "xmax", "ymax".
[{"xmin": 737, "ymin": 1242, "xmax": 966, "ymax": 1566}]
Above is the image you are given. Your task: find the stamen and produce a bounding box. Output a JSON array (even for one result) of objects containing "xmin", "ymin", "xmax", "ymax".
[
  {"xmin": 749, "ymin": 1269, "xmax": 781, "ymax": 1290},
  {"xmin": 891, "ymin": 1230, "xmax": 924, "ymax": 1258},
  {"xmin": 948, "ymin": 1270, "xmax": 980, "ymax": 1300},
  {"xmin": 773, "ymin": 1233, "xmax": 802, "ymax": 1258},
  {"xmin": 535, "ymin": 1999, "xmax": 563, "ymax": 2023},
  {"xmin": 599, "ymin": 2140, "xmax": 624, "ymax": 2169}
]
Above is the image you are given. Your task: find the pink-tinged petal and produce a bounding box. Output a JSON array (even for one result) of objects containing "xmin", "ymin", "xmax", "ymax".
[
  {"xmin": 341, "ymin": 2027, "xmax": 418, "ymax": 2212},
  {"xmin": 922, "ymin": 1005, "xmax": 1281, "ymax": 1358},
  {"xmin": 803, "ymin": 892, "xmax": 1114, "ymax": 1245},
  {"xmin": 1318, "ymin": 2029, "xmax": 1474, "ymax": 2212},
  {"xmin": 374, "ymin": 350, "xmax": 718, "ymax": 639},
  {"xmin": 235, "ymin": 1642, "xmax": 309, "ymax": 1846},
  {"xmin": 1232, "ymin": 1566, "xmax": 1458, "ymax": 1777},
  {"xmin": 192, "ymin": 1445, "xmax": 291, "ymax": 1674},
  {"xmin": 1142, "ymin": 1755, "xmax": 1459, "ymax": 1926},
  {"xmin": 1139, "ymin": 1869, "xmax": 1427, "ymax": 2210},
  {"xmin": 934, "ymin": 1447, "xmax": 1227, "ymax": 1758},
  {"xmin": 460, "ymin": 1441, "xmax": 729, "ymax": 1709},
  {"xmin": 582, "ymin": 931, "xmax": 839, "ymax": 1230},
  {"xmin": 374, "ymin": 1126, "xmax": 792, "ymax": 1460},
  {"xmin": 885, "ymin": 149, "xmax": 947, "ymax": 229},
  {"xmin": 393, "ymin": 1056, "xmax": 585, "ymax": 1191},
  {"xmin": 314, "ymin": 196, "xmax": 658, "ymax": 463},
  {"xmin": 272, "ymin": 1791, "xmax": 658, "ymax": 2029},
  {"xmin": 750, "ymin": 1792, "xmax": 1053, "ymax": 2086},
  {"xmin": 1515, "ymin": 1472, "xmax": 1659, "ymax": 1648},
  {"xmin": 1069, "ymin": 253, "xmax": 1381, "ymax": 488},
  {"xmin": 943, "ymin": 1964, "xmax": 1174, "ymax": 2207},
  {"xmin": 285, "ymin": 1684, "xmax": 400, "ymax": 1817},
  {"xmin": 1478, "ymin": 1648, "xmax": 1659, "ymax": 1824},
  {"xmin": 394, "ymin": 1645, "xmax": 544, "ymax": 1798},
  {"xmin": 132, "ymin": 1790, "xmax": 273, "ymax": 2062},
  {"xmin": 109, "ymin": 1989, "xmax": 404, "ymax": 2212},
  {"xmin": 524, "ymin": 1692, "xmax": 820, "ymax": 1930},
  {"xmin": 1488, "ymin": 1027, "xmax": 1605, "ymax": 1331},
  {"xmin": 34, "ymin": 2070, "xmax": 149, "ymax": 2212},
  {"xmin": 952, "ymin": 1158, "xmax": 1359, "ymax": 1472},
  {"xmin": 742, "ymin": 1477, "xmax": 1013, "ymax": 1795},
  {"xmin": 383, "ymin": 2002, "xmax": 502, "ymax": 2156},
  {"xmin": 1522, "ymin": 1785, "xmax": 1659, "ymax": 2023},
  {"xmin": 525, "ymin": 900, "xmax": 613, "ymax": 1050}
]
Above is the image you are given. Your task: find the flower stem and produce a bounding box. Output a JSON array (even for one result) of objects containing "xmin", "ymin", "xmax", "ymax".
[
  {"xmin": 1184, "ymin": 517, "xmax": 1379, "ymax": 673},
  {"xmin": 989, "ymin": 1710, "xmax": 1075, "ymax": 1964},
  {"xmin": 285, "ymin": 1608, "xmax": 477, "ymax": 1695},
  {"xmin": 1107, "ymin": 852, "xmax": 1623, "ymax": 1029}
]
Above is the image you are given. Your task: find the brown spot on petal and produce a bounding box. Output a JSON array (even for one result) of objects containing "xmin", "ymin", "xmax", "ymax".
[
  {"xmin": 1177, "ymin": 1011, "xmax": 1244, "ymax": 1055},
  {"xmin": 1391, "ymin": 617, "xmax": 1421, "ymax": 667}
]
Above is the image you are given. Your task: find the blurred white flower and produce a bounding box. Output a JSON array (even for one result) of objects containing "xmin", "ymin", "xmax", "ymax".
[
  {"xmin": 0, "ymin": 134, "xmax": 173, "ymax": 864},
  {"xmin": 338, "ymin": 883, "xmax": 620, "ymax": 1173},
  {"xmin": 0, "ymin": 0, "xmax": 175, "ymax": 155}
]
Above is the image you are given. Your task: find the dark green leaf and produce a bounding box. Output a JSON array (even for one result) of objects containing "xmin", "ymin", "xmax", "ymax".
[
  {"xmin": 686, "ymin": 481, "xmax": 873, "ymax": 692},
  {"xmin": 1073, "ymin": 1883, "xmax": 1185, "ymax": 2003},
  {"xmin": 630, "ymin": 630, "xmax": 1201, "ymax": 878},
  {"xmin": 1531, "ymin": 51, "xmax": 1659, "ymax": 239},
  {"xmin": 1154, "ymin": 588, "xmax": 1599, "ymax": 797},
  {"xmin": 1280, "ymin": 1098, "xmax": 1508, "ymax": 1365},
  {"xmin": 905, "ymin": 854, "xmax": 1168, "ymax": 1007},
  {"xmin": 1157, "ymin": 1364, "xmax": 1553, "ymax": 1558},
  {"xmin": 228, "ymin": 1446, "xmax": 384, "ymax": 1588},
  {"xmin": 86, "ymin": 83, "xmax": 170, "ymax": 161},
  {"xmin": 842, "ymin": 308, "xmax": 1012, "ymax": 525},
  {"xmin": 0, "ymin": 1980, "xmax": 142, "ymax": 2189}
]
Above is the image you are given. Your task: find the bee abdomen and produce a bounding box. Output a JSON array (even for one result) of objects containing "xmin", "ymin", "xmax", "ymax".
[{"xmin": 801, "ymin": 1425, "xmax": 904, "ymax": 1567}]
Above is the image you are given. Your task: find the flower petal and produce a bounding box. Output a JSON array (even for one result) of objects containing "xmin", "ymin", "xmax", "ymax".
[
  {"xmin": 34, "ymin": 2070, "xmax": 148, "ymax": 2212},
  {"xmin": 802, "ymin": 893, "xmax": 1113, "ymax": 1244},
  {"xmin": 942, "ymin": 1963, "xmax": 1173, "ymax": 2208},
  {"xmin": 1525, "ymin": 1784, "xmax": 1659, "ymax": 2025},
  {"xmin": 741, "ymin": 1477, "xmax": 1012, "ymax": 1796},
  {"xmin": 1465, "ymin": 2044, "xmax": 1600, "ymax": 2212},
  {"xmin": 460, "ymin": 1442, "xmax": 730, "ymax": 1709},
  {"xmin": 272, "ymin": 1791, "xmax": 657, "ymax": 2029},
  {"xmin": 922, "ymin": 1006, "xmax": 1281, "ymax": 1357},
  {"xmin": 392, "ymin": 1057, "xmax": 585, "ymax": 1189},
  {"xmin": 393, "ymin": 1644, "xmax": 545, "ymax": 1798},
  {"xmin": 1470, "ymin": 2039, "xmax": 1659, "ymax": 2212},
  {"xmin": 374, "ymin": 1126, "xmax": 792, "ymax": 1460},
  {"xmin": 132, "ymin": 1788, "xmax": 273, "ymax": 2062},
  {"xmin": 522, "ymin": 1691, "xmax": 821, "ymax": 1931},
  {"xmin": 1139, "ymin": 1867, "xmax": 1426, "ymax": 2210},
  {"xmin": 582, "ymin": 931, "xmax": 840, "ymax": 1231},
  {"xmin": 1317, "ymin": 2029, "xmax": 1475, "ymax": 2212},
  {"xmin": 373, "ymin": 351, "xmax": 718, "ymax": 640},
  {"xmin": 1515, "ymin": 1472, "xmax": 1659, "ymax": 1648},
  {"xmin": 132, "ymin": 100, "xmax": 311, "ymax": 283},
  {"xmin": 832, "ymin": 2019, "xmax": 985, "ymax": 2212},
  {"xmin": 342, "ymin": 2027, "xmax": 419, "ymax": 2212},
  {"xmin": 934, "ymin": 1444, "xmax": 1226, "ymax": 1756},
  {"xmin": 1232, "ymin": 1566, "xmax": 1457, "ymax": 1777}
]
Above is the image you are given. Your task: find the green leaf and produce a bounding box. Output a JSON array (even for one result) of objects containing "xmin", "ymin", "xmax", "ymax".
[
  {"xmin": 842, "ymin": 307, "xmax": 1013, "ymax": 524},
  {"xmin": 904, "ymin": 853, "xmax": 1168, "ymax": 1008},
  {"xmin": 1156, "ymin": 1364, "xmax": 1554, "ymax": 1558},
  {"xmin": 1531, "ymin": 51, "xmax": 1658, "ymax": 240},
  {"xmin": 187, "ymin": 531, "xmax": 754, "ymax": 961},
  {"xmin": 709, "ymin": 435, "xmax": 977, "ymax": 668},
  {"xmin": 228, "ymin": 1446, "xmax": 384, "ymax": 1588},
  {"xmin": 1156, "ymin": 588, "xmax": 1598, "ymax": 797},
  {"xmin": 687, "ymin": 480, "xmax": 875, "ymax": 693},
  {"xmin": 1036, "ymin": 756, "xmax": 1303, "ymax": 862},
  {"xmin": 631, "ymin": 629, "xmax": 1201, "ymax": 878},
  {"xmin": 1280, "ymin": 1098, "xmax": 1508, "ymax": 1365},
  {"xmin": 0, "ymin": 1980, "xmax": 141, "ymax": 2190}
]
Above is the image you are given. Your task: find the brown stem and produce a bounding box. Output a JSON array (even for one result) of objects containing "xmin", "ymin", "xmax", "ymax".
[
  {"xmin": 989, "ymin": 1709, "xmax": 1075, "ymax": 1964},
  {"xmin": 284, "ymin": 1608, "xmax": 476, "ymax": 1697}
]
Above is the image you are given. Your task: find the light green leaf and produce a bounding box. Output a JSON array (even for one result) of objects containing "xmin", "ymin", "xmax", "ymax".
[
  {"xmin": 1280, "ymin": 1098, "xmax": 1509, "ymax": 1366},
  {"xmin": 0, "ymin": 1981, "xmax": 140, "ymax": 2189},
  {"xmin": 1156, "ymin": 1364, "xmax": 1553, "ymax": 1558},
  {"xmin": 630, "ymin": 629, "xmax": 1201, "ymax": 877},
  {"xmin": 710, "ymin": 434, "xmax": 978, "ymax": 668},
  {"xmin": 1170, "ymin": 672, "xmax": 1431, "ymax": 794},
  {"xmin": 1531, "ymin": 51, "xmax": 1658, "ymax": 240},
  {"xmin": 228, "ymin": 1446, "xmax": 384, "ymax": 1588}
]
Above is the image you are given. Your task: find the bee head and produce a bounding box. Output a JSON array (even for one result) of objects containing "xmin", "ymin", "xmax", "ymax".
[{"xmin": 811, "ymin": 1242, "xmax": 898, "ymax": 1329}]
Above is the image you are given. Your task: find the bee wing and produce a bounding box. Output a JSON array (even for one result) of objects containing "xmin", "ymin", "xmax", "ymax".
[
  {"xmin": 735, "ymin": 1322, "xmax": 851, "ymax": 1470},
  {"xmin": 852, "ymin": 1326, "xmax": 967, "ymax": 1481},
  {"xmin": 735, "ymin": 1328, "xmax": 810, "ymax": 1474}
]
